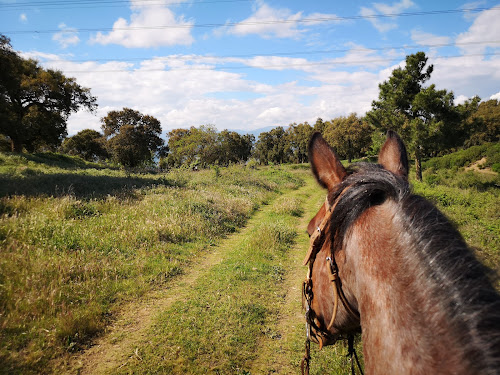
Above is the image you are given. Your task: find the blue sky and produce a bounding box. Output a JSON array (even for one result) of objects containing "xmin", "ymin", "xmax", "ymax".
[{"xmin": 1, "ymin": 0, "xmax": 500, "ymax": 136}]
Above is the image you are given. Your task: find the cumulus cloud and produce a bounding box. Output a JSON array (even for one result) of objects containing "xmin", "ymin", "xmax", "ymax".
[
  {"xmin": 360, "ymin": 0, "xmax": 415, "ymax": 33},
  {"xmin": 411, "ymin": 30, "xmax": 451, "ymax": 46},
  {"xmin": 222, "ymin": 1, "xmax": 341, "ymax": 39},
  {"xmin": 91, "ymin": 3, "xmax": 194, "ymax": 48},
  {"xmin": 52, "ymin": 24, "xmax": 80, "ymax": 48},
  {"xmin": 460, "ymin": 1, "xmax": 487, "ymax": 21},
  {"xmin": 456, "ymin": 5, "xmax": 500, "ymax": 54}
]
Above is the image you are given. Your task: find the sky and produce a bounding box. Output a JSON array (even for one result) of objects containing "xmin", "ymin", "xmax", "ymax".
[{"xmin": 1, "ymin": 0, "xmax": 500, "ymax": 137}]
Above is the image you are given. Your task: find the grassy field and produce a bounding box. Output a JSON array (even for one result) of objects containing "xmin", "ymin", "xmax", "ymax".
[
  {"xmin": 0, "ymin": 153, "xmax": 305, "ymax": 374},
  {"xmin": 0, "ymin": 146, "xmax": 498, "ymax": 374}
]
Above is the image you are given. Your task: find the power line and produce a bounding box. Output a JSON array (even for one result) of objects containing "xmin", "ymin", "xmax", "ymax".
[
  {"xmin": 34, "ymin": 40, "xmax": 500, "ymax": 64},
  {"xmin": 51, "ymin": 52, "xmax": 500, "ymax": 74},
  {"xmin": 0, "ymin": 0, "xmax": 252, "ymax": 11},
  {"xmin": 3, "ymin": 6, "xmax": 500, "ymax": 34}
]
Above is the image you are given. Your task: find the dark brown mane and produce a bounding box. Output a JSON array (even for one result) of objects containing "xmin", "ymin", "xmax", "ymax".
[{"xmin": 328, "ymin": 162, "xmax": 500, "ymax": 374}]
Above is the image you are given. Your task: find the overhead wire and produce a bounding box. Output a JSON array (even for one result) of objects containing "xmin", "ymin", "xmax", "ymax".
[
  {"xmin": 2, "ymin": 6, "xmax": 500, "ymax": 34},
  {"xmin": 0, "ymin": 0, "xmax": 252, "ymax": 11}
]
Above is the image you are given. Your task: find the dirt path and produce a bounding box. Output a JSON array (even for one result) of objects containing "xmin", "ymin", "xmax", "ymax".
[
  {"xmin": 248, "ymin": 181, "xmax": 324, "ymax": 374},
  {"xmin": 65, "ymin": 197, "xmax": 298, "ymax": 375}
]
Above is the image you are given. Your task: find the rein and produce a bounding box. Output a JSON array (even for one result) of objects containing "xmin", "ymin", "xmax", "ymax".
[{"xmin": 301, "ymin": 193, "xmax": 363, "ymax": 375}]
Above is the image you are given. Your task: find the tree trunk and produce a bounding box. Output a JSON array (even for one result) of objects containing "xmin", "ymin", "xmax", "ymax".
[
  {"xmin": 10, "ymin": 138, "xmax": 23, "ymax": 153},
  {"xmin": 415, "ymin": 151, "xmax": 422, "ymax": 181}
]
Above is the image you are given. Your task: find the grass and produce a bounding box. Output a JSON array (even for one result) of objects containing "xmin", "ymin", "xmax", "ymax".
[
  {"xmin": 0, "ymin": 153, "xmax": 305, "ymax": 374},
  {"xmin": 0, "ymin": 146, "xmax": 498, "ymax": 374},
  {"xmin": 109, "ymin": 175, "xmax": 360, "ymax": 374}
]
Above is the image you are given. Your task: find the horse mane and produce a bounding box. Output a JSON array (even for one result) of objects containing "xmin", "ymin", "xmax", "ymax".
[{"xmin": 327, "ymin": 162, "xmax": 500, "ymax": 374}]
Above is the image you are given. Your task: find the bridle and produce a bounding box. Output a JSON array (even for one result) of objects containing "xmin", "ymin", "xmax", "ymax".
[{"xmin": 301, "ymin": 191, "xmax": 363, "ymax": 375}]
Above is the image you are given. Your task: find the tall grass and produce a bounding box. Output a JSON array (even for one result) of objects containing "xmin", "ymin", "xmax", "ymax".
[
  {"xmin": 113, "ymin": 191, "xmax": 301, "ymax": 374},
  {"xmin": 0, "ymin": 153, "xmax": 305, "ymax": 374}
]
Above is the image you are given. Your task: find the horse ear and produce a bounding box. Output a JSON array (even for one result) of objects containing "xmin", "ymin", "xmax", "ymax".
[
  {"xmin": 308, "ymin": 132, "xmax": 347, "ymax": 190},
  {"xmin": 378, "ymin": 130, "xmax": 409, "ymax": 179}
]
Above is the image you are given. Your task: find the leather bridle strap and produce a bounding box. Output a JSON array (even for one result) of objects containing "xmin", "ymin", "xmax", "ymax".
[{"xmin": 302, "ymin": 188, "xmax": 362, "ymax": 375}]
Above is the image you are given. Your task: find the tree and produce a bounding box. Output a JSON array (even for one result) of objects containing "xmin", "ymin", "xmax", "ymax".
[
  {"xmin": 62, "ymin": 129, "xmax": 109, "ymax": 162},
  {"xmin": 101, "ymin": 108, "xmax": 164, "ymax": 168},
  {"xmin": 286, "ymin": 122, "xmax": 314, "ymax": 163},
  {"xmin": 0, "ymin": 35, "xmax": 97, "ymax": 152},
  {"xmin": 217, "ymin": 130, "xmax": 254, "ymax": 165},
  {"xmin": 323, "ymin": 114, "xmax": 372, "ymax": 162},
  {"xmin": 366, "ymin": 52, "xmax": 461, "ymax": 180},
  {"xmin": 253, "ymin": 126, "xmax": 289, "ymax": 164},
  {"xmin": 166, "ymin": 126, "xmax": 254, "ymax": 168},
  {"xmin": 462, "ymin": 99, "xmax": 500, "ymax": 146}
]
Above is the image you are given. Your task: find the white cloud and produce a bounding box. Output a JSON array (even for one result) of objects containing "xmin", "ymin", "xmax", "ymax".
[
  {"xmin": 26, "ymin": 38, "xmax": 500, "ymax": 138},
  {"xmin": 454, "ymin": 94, "xmax": 470, "ymax": 104},
  {"xmin": 460, "ymin": 1, "xmax": 487, "ymax": 21},
  {"xmin": 19, "ymin": 13, "xmax": 27, "ymax": 23},
  {"xmin": 360, "ymin": 0, "xmax": 415, "ymax": 33},
  {"xmin": 52, "ymin": 24, "xmax": 80, "ymax": 49},
  {"xmin": 411, "ymin": 30, "xmax": 451, "ymax": 46},
  {"xmin": 490, "ymin": 91, "xmax": 500, "ymax": 100},
  {"xmin": 456, "ymin": 5, "xmax": 500, "ymax": 54},
  {"xmin": 223, "ymin": 1, "xmax": 341, "ymax": 39},
  {"xmin": 91, "ymin": 5, "xmax": 194, "ymax": 48}
]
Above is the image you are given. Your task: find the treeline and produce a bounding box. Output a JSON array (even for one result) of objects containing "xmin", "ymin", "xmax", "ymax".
[{"xmin": 1, "ymin": 34, "xmax": 499, "ymax": 177}]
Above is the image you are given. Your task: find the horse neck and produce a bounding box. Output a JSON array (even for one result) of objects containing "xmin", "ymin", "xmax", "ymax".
[{"xmin": 343, "ymin": 201, "xmax": 477, "ymax": 375}]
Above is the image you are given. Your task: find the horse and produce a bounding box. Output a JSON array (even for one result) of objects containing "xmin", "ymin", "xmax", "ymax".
[{"xmin": 302, "ymin": 131, "xmax": 500, "ymax": 375}]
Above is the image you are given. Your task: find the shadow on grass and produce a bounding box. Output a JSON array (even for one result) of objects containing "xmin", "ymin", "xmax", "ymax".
[
  {"xmin": 0, "ymin": 173, "xmax": 182, "ymax": 199},
  {"xmin": 21, "ymin": 153, "xmax": 108, "ymax": 171}
]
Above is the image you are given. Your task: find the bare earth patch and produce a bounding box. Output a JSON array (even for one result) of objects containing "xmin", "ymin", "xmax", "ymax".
[
  {"xmin": 465, "ymin": 157, "xmax": 497, "ymax": 175},
  {"xmin": 62, "ymin": 248, "xmax": 226, "ymax": 374}
]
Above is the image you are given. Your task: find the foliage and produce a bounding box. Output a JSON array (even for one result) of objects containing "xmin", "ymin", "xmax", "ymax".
[
  {"xmin": 253, "ymin": 126, "xmax": 289, "ymax": 164},
  {"xmin": 285, "ymin": 122, "xmax": 314, "ymax": 163},
  {"xmin": 61, "ymin": 129, "xmax": 109, "ymax": 162},
  {"xmin": 101, "ymin": 108, "xmax": 164, "ymax": 168},
  {"xmin": 366, "ymin": 52, "xmax": 463, "ymax": 180},
  {"xmin": 0, "ymin": 35, "xmax": 97, "ymax": 153},
  {"xmin": 165, "ymin": 125, "xmax": 253, "ymax": 168},
  {"xmin": 323, "ymin": 113, "xmax": 373, "ymax": 162},
  {"xmin": 462, "ymin": 99, "xmax": 500, "ymax": 146},
  {"xmin": 423, "ymin": 142, "xmax": 500, "ymax": 170}
]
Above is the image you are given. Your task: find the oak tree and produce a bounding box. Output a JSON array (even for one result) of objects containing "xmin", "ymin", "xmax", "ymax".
[
  {"xmin": 0, "ymin": 35, "xmax": 97, "ymax": 152},
  {"xmin": 101, "ymin": 108, "xmax": 164, "ymax": 167}
]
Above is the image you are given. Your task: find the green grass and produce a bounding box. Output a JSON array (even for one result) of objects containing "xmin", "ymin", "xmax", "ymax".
[
  {"xmin": 0, "ymin": 153, "xmax": 305, "ymax": 374},
  {"xmin": 0, "ymin": 148, "xmax": 498, "ymax": 375}
]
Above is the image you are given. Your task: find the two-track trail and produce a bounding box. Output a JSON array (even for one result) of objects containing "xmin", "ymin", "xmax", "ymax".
[{"xmin": 65, "ymin": 175, "xmax": 325, "ymax": 374}]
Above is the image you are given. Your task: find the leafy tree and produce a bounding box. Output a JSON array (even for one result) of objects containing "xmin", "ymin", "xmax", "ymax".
[
  {"xmin": 166, "ymin": 128, "xmax": 191, "ymax": 167},
  {"xmin": 253, "ymin": 126, "xmax": 288, "ymax": 164},
  {"xmin": 323, "ymin": 114, "xmax": 372, "ymax": 162},
  {"xmin": 217, "ymin": 130, "xmax": 254, "ymax": 165},
  {"xmin": 166, "ymin": 125, "xmax": 218, "ymax": 168},
  {"xmin": 0, "ymin": 35, "xmax": 97, "ymax": 152},
  {"xmin": 101, "ymin": 108, "xmax": 164, "ymax": 168},
  {"xmin": 286, "ymin": 122, "xmax": 314, "ymax": 163},
  {"xmin": 366, "ymin": 52, "xmax": 462, "ymax": 180},
  {"xmin": 62, "ymin": 129, "xmax": 109, "ymax": 162},
  {"xmin": 462, "ymin": 99, "xmax": 500, "ymax": 146},
  {"xmin": 313, "ymin": 117, "xmax": 326, "ymax": 133},
  {"xmin": 166, "ymin": 126, "xmax": 254, "ymax": 168}
]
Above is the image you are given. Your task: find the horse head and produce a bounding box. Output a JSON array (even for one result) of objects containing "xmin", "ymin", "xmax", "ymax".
[{"xmin": 303, "ymin": 131, "xmax": 408, "ymax": 348}]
